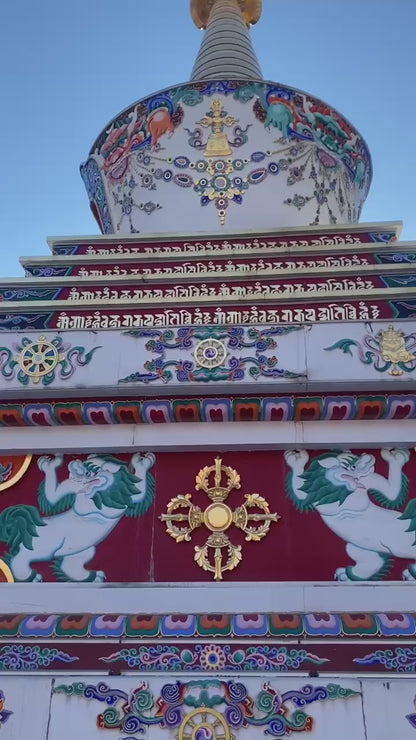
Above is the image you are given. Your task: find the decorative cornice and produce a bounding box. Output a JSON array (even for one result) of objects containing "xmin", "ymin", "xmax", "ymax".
[
  {"xmin": 1, "ymin": 610, "xmax": 415, "ymax": 639},
  {"xmin": 0, "ymin": 393, "xmax": 415, "ymax": 426},
  {"xmin": 0, "ymin": 612, "xmax": 415, "ymax": 673}
]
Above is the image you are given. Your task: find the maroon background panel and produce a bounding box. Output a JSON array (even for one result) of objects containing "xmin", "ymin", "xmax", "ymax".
[
  {"xmin": 0, "ymin": 450, "xmax": 414, "ymax": 583},
  {"xmin": 51, "ymin": 230, "xmax": 381, "ymax": 256},
  {"xmin": 56, "ymin": 274, "xmax": 383, "ymax": 301},
  {"xmin": 0, "ymin": 641, "xmax": 402, "ymax": 673},
  {"xmin": 54, "ymin": 252, "xmax": 381, "ymax": 278}
]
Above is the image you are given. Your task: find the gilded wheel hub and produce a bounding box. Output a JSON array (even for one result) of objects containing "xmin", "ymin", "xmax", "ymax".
[
  {"xmin": 204, "ymin": 502, "xmax": 233, "ymax": 531},
  {"xmin": 160, "ymin": 457, "xmax": 279, "ymax": 580}
]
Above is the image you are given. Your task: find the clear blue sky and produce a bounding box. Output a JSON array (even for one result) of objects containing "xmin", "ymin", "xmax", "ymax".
[{"xmin": 0, "ymin": 0, "xmax": 414, "ymax": 277}]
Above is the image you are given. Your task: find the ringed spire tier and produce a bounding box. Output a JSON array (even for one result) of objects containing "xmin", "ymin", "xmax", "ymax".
[
  {"xmin": 81, "ymin": 1, "xmax": 372, "ymax": 236},
  {"xmin": 190, "ymin": 0, "xmax": 263, "ymax": 81}
]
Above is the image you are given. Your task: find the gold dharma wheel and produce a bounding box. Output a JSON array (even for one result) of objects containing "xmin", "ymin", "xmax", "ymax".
[
  {"xmin": 178, "ymin": 707, "xmax": 232, "ymax": 740},
  {"xmin": 194, "ymin": 339, "xmax": 227, "ymax": 369},
  {"xmin": 17, "ymin": 336, "xmax": 61, "ymax": 382}
]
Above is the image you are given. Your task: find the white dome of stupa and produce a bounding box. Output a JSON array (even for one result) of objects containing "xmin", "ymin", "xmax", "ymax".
[{"xmin": 81, "ymin": 0, "xmax": 371, "ymax": 235}]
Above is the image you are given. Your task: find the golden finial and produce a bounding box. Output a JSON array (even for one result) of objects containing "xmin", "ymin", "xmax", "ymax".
[{"xmin": 191, "ymin": 0, "xmax": 262, "ymax": 29}]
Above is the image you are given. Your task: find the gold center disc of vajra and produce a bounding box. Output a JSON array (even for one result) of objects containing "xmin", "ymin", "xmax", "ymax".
[{"xmin": 203, "ymin": 502, "xmax": 233, "ymax": 532}]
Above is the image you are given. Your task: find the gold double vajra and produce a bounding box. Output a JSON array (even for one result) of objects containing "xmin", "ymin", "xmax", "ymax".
[{"xmin": 160, "ymin": 457, "xmax": 279, "ymax": 580}]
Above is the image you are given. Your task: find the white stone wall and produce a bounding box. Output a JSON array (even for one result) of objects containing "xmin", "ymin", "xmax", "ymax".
[
  {"xmin": 0, "ymin": 675, "xmax": 415, "ymax": 740},
  {"xmin": 0, "ymin": 321, "xmax": 415, "ymax": 396}
]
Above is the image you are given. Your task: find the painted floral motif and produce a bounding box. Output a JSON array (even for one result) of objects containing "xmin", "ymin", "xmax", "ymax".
[
  {"xmin": 354, "ymin": 647, "xmax": 416, "ymax": 672},
  {"xmin": 0, "ymin": 690, "xmax": 12, "ymax": 727},
  {"xmin": 54, "ymin": 679, "xmax": 359, "ymax": 738},
  {"xmin": 0, "ymin": 645, "xmax": 78, "ymax": 671},
  {"xmin": 0, "ymin": 335, "xmax": 101, "ymax": 385},
  {"xmin": 82, "ymin": 80, "xmax": 371, "ymax": 231},
  {"xmin": 325, "ymin": 324, "xmax": 416, "ymax": 376},
  {"xmin": 100, "ymin": 645, "xmax": 329, "ymax": 672},
  {"xmin": 119, "ymin": 326, "xmax": 303, "ymax": 384}
]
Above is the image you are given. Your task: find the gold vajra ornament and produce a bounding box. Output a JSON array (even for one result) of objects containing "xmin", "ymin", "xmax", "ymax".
[
  {"xmin": 379, "ymin": 325, "xmax": 416, "ymax": 376},
  {"xmin": 160, "ymin": 457, "xmax": 279, "ymax": 580},
  {"xmin": 196, "ymin": 99, "xmax": 237, "ymax": 158},
  {"xmin": 15, "ymin": 336, "xmax": 63, "ymax": 383}
]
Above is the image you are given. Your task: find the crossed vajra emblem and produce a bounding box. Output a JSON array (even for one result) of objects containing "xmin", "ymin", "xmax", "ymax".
[{"xmin": 160, "ymin": 458, "xmax": 279, "ymax": 580}]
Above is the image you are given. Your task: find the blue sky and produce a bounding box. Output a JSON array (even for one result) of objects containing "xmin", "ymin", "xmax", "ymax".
[{"xmin": 0, "ymin": 0, "xmax": 415, "ymax": 277}]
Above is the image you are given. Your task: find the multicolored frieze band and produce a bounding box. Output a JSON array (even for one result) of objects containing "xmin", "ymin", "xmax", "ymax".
[
  {"xmin": 0, "ymin": 639, "xmax": 414, "ymax": 673},
  {"xmin": 1, "ymin": 612, "xmax": 415, "ymax": 639},
  {"xmin": 0, "ymin": 393, "xmax": 415, "ymax": 426}
]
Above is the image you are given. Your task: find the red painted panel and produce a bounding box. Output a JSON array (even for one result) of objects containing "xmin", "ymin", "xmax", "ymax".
[{"xmin": 0, "ymin": 450, "xmax": 414, "ymax": 583}]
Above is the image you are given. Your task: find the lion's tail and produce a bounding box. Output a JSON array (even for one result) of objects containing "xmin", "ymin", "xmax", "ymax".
[{"xmin": 0, "ymin": 505, "xmax": 46, "ymax": 557}]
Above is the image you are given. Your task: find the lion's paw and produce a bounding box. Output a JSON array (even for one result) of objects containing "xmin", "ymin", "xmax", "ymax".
[
  {"xmin": 284, "ymin": 449, "xmax": 309, "ymax": 470},
  {"xmin": 334, "ymin": 568, "xmax": 351, "ymax": 582},
  {"xmin": 380, "ymin": 448, "xmax": 410, "ymax": 465},
  {"xmin": 38, "ymin": 455, "xmax": 63, "ymax": 472},
  {"xmin": 132, "ymin": 452, "xmax": 155, "ymax": 470},
  {"xmin": 93, "ymin": 570, "xmax": 106, "ymax": 583},
  {"xmin": 402, "ymin": 568, "xmax": 416, "ymax": 582}
]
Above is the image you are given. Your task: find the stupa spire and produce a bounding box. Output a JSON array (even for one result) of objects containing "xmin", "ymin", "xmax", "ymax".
[{"xmin": 190, "ymin": 0, "xmax": 263, "ymax": 81}]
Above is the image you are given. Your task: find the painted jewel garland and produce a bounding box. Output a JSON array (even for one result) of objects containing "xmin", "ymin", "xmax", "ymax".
[
  {"xmin": 0, "ymin": 335, "xmax": 101, "ymax": 385},
  {"xmin": 120, "ymin": 326, "xmax": 304, "ymax": 384},
  {"xmin": 53, "ymin": 679, "xmax": 359, "ymax": 738},
  {"xmin": 83, "ymin": 80, "xmax": 371, "ymax": 230},
  {"xmin": 325, "ymin": 324, "xmax": 416, "ymax": 376}
]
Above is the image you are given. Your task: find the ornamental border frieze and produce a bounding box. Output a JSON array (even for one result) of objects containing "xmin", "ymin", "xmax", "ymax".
[
  {"xmin": 3, "ymin": 275, "xmax": 394, "ymax": 305},
  {"xmin": 0, "ymin": 618, "xmax": 416, "ymax": 673},
  {"xmin": 49, "ymin": 231, "xmax": 397, "ymax": 261},
  {"xmin": 3, "ymin": 286, "xmax": 416, "ymax": 312},
  {"xmin": 1, "ymin": 613, "xmax": 416, "ymax": 674},
  {"xmin": 0, "ymin": 640, "xmax": 414, "ymax": 674},
  {"xmin": 0, "ymin": 300, "xmax": 393, "ymax": 332},
  {"xmin": 23, "ymin": 255, "xmax": 416, "ymax": 281},
  {"xmin": 53, "ymin": 276, "xmax": 403, "ymax": 305},
  {"xmin": 0, "ymin": 393, "xmax": 415, "ymax": 426},
  {"xmin": 1, "ymin": 611, "xmax": 416, "ymax": 639}
]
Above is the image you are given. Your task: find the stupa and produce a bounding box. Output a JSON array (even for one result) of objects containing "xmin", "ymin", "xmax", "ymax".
[{"xmin": 0, "ymin": 2, "xmax": 416, "ymax": 738}]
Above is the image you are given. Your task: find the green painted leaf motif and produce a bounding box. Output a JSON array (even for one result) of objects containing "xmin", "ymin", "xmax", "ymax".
[{"xmin": 324, "ymin": 338, "xmax": 358, "ymax": 355}]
